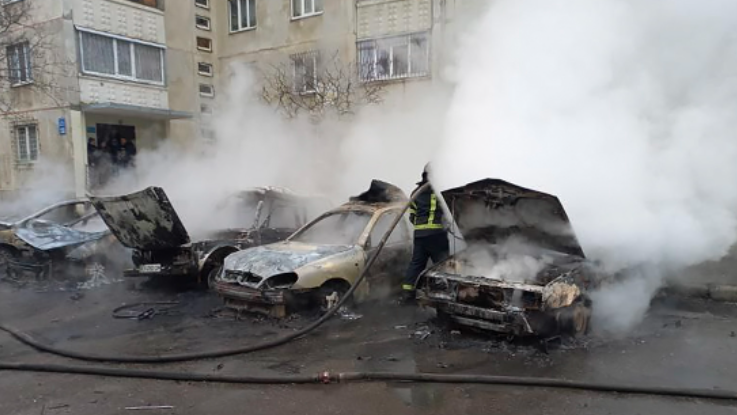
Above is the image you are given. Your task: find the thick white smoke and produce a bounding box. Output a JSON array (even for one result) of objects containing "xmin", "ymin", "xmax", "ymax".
[
  {"xmin": 434, "ymin": 0, "xmax": 737, "ymax": 332},
  {"xmin": 100, "ymin": 66, "xmax": 446, "ymax": 239}
]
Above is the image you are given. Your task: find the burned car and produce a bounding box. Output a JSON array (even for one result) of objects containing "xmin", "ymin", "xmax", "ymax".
[
  {"xmin": 214, "ymin": 180, "xmax": 413, "ymax": 317},
  {"xmin": 0, "ymin": 199, "xmax": 126, "ymax": 281},
  {"xmin": 416, "ymin": 179, "xmax": 607, "ymax": 337},
  {"xmin": 90, "ymin": 186, "xmax": 331, "ymax": 288}
]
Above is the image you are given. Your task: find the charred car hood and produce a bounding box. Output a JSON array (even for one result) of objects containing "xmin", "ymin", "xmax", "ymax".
[
  {"xmin": 90, "ymin": 187, "xmax": 190, "ymax": 250},
  {"xmin": 443, "ymin": 179, "xmax": 585, "ymax": 258},
  {"xmin": 223, "ymin": 242, "xmax": 354, "ymax": 279},
  {"xmin": 14, "ymin": 222, "xmax": 109, "ymax": 251}
]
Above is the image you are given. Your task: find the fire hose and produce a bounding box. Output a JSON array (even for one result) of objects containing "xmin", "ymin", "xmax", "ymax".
[
  {"xmin": 1, "ymin": 362, "xmax": 737, "ymax": 401},
  {"xmin": 2, "ymin": 182, "xmax": 737, "ymax": 402}
]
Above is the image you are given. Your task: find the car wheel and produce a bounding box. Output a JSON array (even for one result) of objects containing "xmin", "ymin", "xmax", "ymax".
[
  {"xmin": 318, "ymin": 281, "xmax": 351, "ymax": 312},
  {"xmin": 557, "ymin": 301, "xmax": 591, "ymax": 337},
  {"xmin": 206, "ymin": 265, "xmax": 222, "ymax": 290}
]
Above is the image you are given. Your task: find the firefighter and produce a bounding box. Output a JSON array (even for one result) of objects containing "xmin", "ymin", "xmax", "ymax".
[{"xmin": 401, "ymin": 163, "xmax": 449, "ymax": 304}]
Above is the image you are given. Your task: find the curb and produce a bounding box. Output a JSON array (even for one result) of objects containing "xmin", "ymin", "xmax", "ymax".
[{"xmin": 659, "ymin": 283, "xmax": 737, "ymax": 302}]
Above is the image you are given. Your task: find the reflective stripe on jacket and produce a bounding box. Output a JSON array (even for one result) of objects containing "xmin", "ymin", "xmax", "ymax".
[{"xmin": 409, "ymin": 185, "xmax": 444, "ymax": 237}]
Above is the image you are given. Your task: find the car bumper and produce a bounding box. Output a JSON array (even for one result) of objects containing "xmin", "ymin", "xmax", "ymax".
[
  {"xmin": 417, "ymin": 291, "xmax": 552, "ymax": 336},
  {"xmin": 213, "ymin": 281, "xmax": 313, "ymax": 318}
]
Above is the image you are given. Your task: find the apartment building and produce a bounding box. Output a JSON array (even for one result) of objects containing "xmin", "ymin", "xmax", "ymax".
[
  {"xmin": 0, "ymin": 0, "xmax": 191, "ymax": 202},
  {"xmin": 0, "ymin": 0, "xmax": 486, "ymax": 203}
]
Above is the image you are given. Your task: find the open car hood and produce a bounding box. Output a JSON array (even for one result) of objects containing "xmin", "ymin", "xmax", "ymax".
[
  {"xmin": 90, "ymin": 187, "xmax": 190, "ymax": 250},
  {"xmin": 442, "ymin": 179, "xmax": 585, "ymax": 258}
]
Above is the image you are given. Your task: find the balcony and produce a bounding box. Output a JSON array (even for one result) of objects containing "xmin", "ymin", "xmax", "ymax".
[{"xmin": 125, "ymin": 0, "xmax": 164, "ymax": 11}]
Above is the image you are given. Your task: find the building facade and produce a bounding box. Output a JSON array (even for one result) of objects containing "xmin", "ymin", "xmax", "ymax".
[
  {"xmin": 0, "ymin": 0, "xmax": 192, "ymax": 202},
  {"xmin": 0, "ymin": 0, "xmax": 486, "ymax": 203}
]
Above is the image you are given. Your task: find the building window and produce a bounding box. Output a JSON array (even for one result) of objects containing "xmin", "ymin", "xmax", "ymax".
[
  {"xmin": 201, "ymin": 127, "xmax": 214, "ymax": 141},
  {"xmin": 200, "ymin": 103, "xmax": 212, "ymax": 114},
  {"xmin": 358, "ymin": 32, "xmax": 430, "ymax": 82},
  {"xmin": 195, "ymin": 15, "xmax": 211, "ymax": 30},
  {"xmin": 15, "ymin": 125, "xmax": 38, "ymax": 163},
  {"xmin": 7, "ymin": 42, "xmax": 32, "ymax": 86},
  {"xmin": 291, "ymin": 51, "xmax": 319, "ymax": 94},
  {"xmin": 79, "ymin": 29, "xmax": 165, "ymax": 84},
  {"xmin": 292, "ymin": 0, "xmax": 322, "ymax": 19},
  {"xmin": 198, "ymin": 62, "xmax": 213, "ymax": 76},
  {"xmin": 199, "ymin": 83, "xmax": 214, "ymax": 97},
  {"xmin": 229, "ymin": 0, "xmax": 256, "ymax": 32},
  {"xmin": 196, "ymin": 36, "xmax": 212, "ymax": 52},
  {"xmin": 195, "ymin": 0, "xmax": 209, "ymax": 9}
]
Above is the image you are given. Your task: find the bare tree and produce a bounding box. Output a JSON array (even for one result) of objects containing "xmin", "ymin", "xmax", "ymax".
[
  {"xmin": 0, "ymin": 0, "xmax": 75, "ymax": 113},
  {"xmin": 260, "ymin": 50, "xmax": 386, "ymax": 122}
]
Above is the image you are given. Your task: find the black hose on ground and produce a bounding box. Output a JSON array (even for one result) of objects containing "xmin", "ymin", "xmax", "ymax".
[
  {"xmin": 0, "ymin": 184, "xmax": 431, "ymax": 364},
  {"xmin": 1, "ymin": 362, "xmax": 736, "ymax": 402}
]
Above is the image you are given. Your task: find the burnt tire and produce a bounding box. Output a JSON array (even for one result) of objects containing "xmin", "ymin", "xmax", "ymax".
[
  {"xmin": 557, "ymin": 302, "xmax": 591, "ymax": 337},
  {"xmin": 205, "ymin": 265, "xmax": 222, "ymax": 290},
  {"xmin": 318, "ymin": 280, "xmax": 351, "ymax": 311}
]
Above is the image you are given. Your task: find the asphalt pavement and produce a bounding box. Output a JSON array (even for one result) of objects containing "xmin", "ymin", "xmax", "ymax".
[{"xmin": 1, "ymin": 278, "xmax": 737, "ymax": 415}]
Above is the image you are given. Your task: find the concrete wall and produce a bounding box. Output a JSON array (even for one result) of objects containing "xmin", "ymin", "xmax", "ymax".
[
  {"xmin": 215, "ymin": 0, "xmax": 356, "ymax": 76},
  {"xmin": 165, "ymin": 0, "xmax": 210, "ymax": 148}
]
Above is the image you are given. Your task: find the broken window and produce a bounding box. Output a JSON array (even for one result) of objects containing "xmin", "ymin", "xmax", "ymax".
[
  {"xmin": 291, "ymin": 51, "xmax": 320, "ymax": 94},
  {"xmin": 368, "ymin": 211, "xmax": 409, "ymax": 248},
  {"xmin": 15, "ymin": 124, "xmax": 38, "ymax": 163},
  {"xmin": 229, "ymin": 0, "xmax": 256, "ymax": 31},
  {"xmin": 291, "ymin": 211, "xmax": 371, "ymax": 246},
  {"xmin": 7, "ymin": 42, "xmax": 32, "ymax": 86},
  {"xmin": 357, "ymin": 32, "xmax": 430, "ymax": 82},
  {"xmin": 79, "ymin": 30, "xmax": 165, "ymax": 84}
]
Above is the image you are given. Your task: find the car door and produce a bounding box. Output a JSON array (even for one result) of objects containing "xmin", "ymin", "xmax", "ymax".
[{"xmin": 363, "ymin": 209, "xmax": 413, "ymax": 297}]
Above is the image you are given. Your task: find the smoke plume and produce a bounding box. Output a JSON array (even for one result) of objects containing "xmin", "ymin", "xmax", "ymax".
[{"xmin": 434, "ymin": 0, "xmax": 737, "ymax": 332}]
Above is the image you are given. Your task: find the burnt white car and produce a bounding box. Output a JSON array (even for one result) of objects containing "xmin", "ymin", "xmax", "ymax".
[{"xmin": 214, "ymin": 180, "xmax": 414, "ymax": 317}]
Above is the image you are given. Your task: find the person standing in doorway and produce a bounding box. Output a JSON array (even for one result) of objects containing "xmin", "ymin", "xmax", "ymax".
[{"xmin": 400, "ymin": 163, "xmax": 450, "ymax": 304}]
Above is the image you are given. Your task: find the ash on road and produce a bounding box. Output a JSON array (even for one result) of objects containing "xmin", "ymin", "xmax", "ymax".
[{"xmin": 0, "ymin": 279, "xmax": 735, "ymax": 415}]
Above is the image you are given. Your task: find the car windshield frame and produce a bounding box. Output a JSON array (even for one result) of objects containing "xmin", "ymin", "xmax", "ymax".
[{"xmin": 288, "ymin": 209, "xmax": 373, "ymax": 246}]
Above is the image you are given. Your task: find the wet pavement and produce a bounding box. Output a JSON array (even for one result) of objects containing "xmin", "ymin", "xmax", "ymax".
[{"xmin": 1, "ymin": 278, "xmax": 737, "ymax": 414}]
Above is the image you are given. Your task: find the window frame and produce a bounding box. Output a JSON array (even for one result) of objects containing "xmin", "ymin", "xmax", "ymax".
[
  {"xmin": 196, "ymin": 36, "xmax": 213, "ymax": 52},
  {"xmin": 199, "ymin": 83, "xmax": 214, "ymax": 97},
  {"xmin": 291, "ymin": 51, "xmax": 320, "ymax": 94},
  {"xmin": 195, "ymin": 15, "xmax": 211, "ymax": 31},
  {"xmin": 6, "ymin": 41, "xmax": 32, "ymax": 86},
  {"xmin": 357, "ymin": 32, "xmax": 431, "ymax": 83},
  {"xmin": 15, "ymin": 124, "xmax": 39, "ymax": 164},
  {"xmin": 77, "ymin": 27, "xmax": 166, "ymax": 86},
  {"xmin": 197, "ymin": 62, "xmax": 213, "ymax": 77},
  {"xmin": 291, "ymin": 0, "xmax": 323, "ymax": 20},
  {"xmin": 229, "ymin": 0, "xmax": 257, "ymax": 33},
  {"xmin": 194, "ymin": 0, "xmax": 209, "ymax": 9}
]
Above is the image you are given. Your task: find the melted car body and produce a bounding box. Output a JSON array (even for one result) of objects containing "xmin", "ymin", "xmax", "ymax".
[
  {"xmin": 91, "ymin": 186, "xmax": 331, "ymax": 288},
  {"xmin": 214, "ymin": 180, "xmax": 414, "ymax": 317},
  {"xmin": 0, "ymin": 199, "xmax": 127, "ymax": 281},
  {"xmin": 416, "ymin": 179, "xmax": 607, "ymax": 337}
]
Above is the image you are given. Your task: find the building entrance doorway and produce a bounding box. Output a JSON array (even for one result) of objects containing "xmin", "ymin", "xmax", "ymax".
[{"xmin": 88, "ymin": 124, "xmax": 138, "ymax": 190}]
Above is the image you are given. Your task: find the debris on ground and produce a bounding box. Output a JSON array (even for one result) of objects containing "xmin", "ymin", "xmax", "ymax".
[
  {"xmin": 337, "ymin": 307, "xmax": 362, "ymax": 321},
  {"xmin": 112, "ymin": 302, "xmax": 180, "ymax": 320}
]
